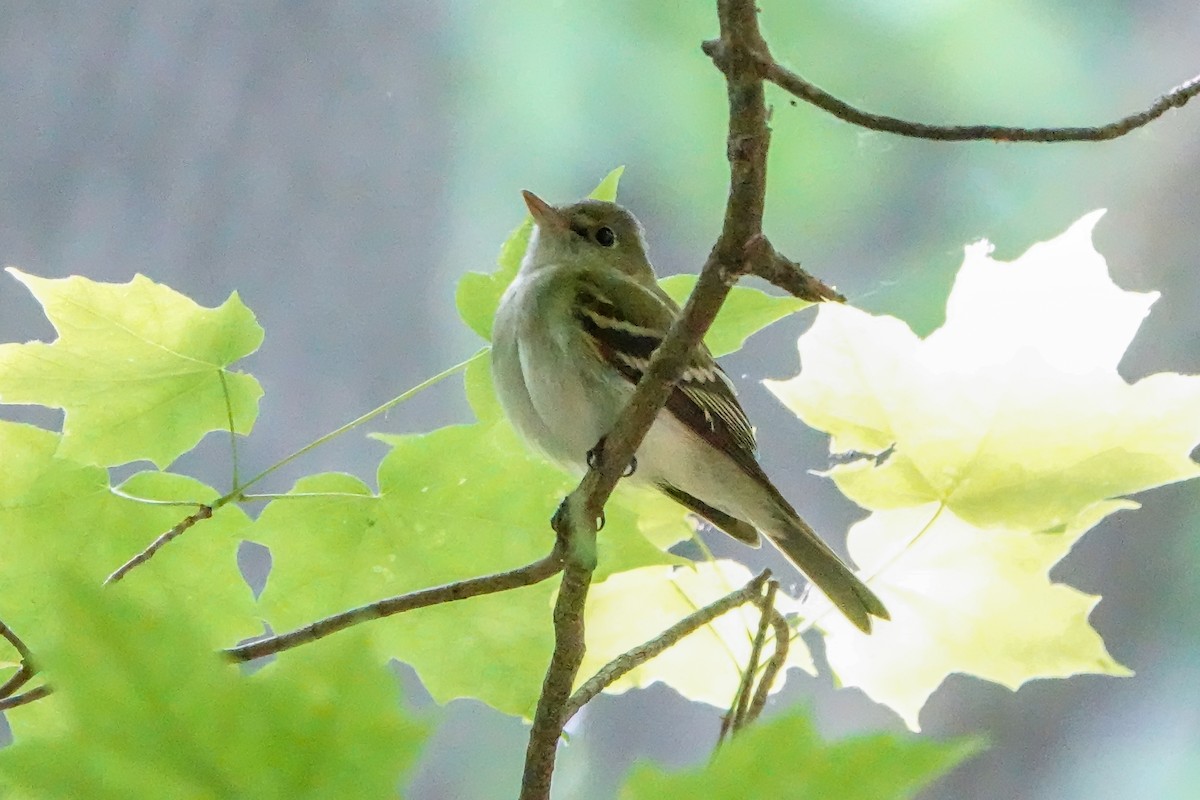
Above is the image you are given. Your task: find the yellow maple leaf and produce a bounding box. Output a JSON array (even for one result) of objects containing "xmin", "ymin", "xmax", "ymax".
[{"xmin": 764, "ymin": 211, "xmax": 1200, "ymax": 729}]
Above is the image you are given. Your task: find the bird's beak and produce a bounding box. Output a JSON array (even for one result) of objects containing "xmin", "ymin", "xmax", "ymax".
[{"xmin": 522, "ymin": 190, "xmax": 568, "ymax": 230}]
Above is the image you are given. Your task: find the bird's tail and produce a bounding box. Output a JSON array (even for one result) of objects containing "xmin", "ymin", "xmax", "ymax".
[{"xmin": 763, "ymin": 511, "xmax": 888, "ymax": 633}]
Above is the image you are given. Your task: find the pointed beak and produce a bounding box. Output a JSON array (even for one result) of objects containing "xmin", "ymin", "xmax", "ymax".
[{"xmin": 522, "ymin": 190, "xmax": 568, "ymax": 230}]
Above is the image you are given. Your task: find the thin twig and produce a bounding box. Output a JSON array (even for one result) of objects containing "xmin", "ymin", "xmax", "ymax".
[
  {"xmin": 103, "ymin": 504, "xmax": 214, "ymax": 585},
  {"xmin": 746, "ymin": 588, "xmax": 790, "ymax": 726},
  {"xmin": 0, "ymin": 664, "xmax": 34, "ymax": 699},
  {"xmin": 225, "ymin": 549, "xmax": 564, "ymax": 662},
  {"xmin": 563, "ymin": 570, "xmax": 770, "ymax": 726},
  {"xmin": 763, "ymin": 58, "xmax": 1200, "ymax": 142},
  {"xmin": 718, "ymin": 579, "xmax": 772, "ymax": 744},
  {"xmin": 0, "ymin": 618, "xmax": 33, "ymax": 665},
  {"xmin": 232, "ymin": 349, "xmax": 486, "ymax": 495},
  {"xmin": 0, "ymin": 684, "xmax": 51, "ymax": 711},
  {"xmin": 237, "ymin": 492, "xmax": 374, "ymax": 502},
  {"xmin": 107, "ymin": 487, "xmax": 205, "ymax": 507},
  {"xmin": 731, "ymin": 580, "xmax": 777, "ymax": 735},
  {"xmin": 0, "ymin": 619, "xmax": 35, "ymax": 699},
  {"xmin": 744, "ymin": 234, "xmax": 844, "ymax": 303}
]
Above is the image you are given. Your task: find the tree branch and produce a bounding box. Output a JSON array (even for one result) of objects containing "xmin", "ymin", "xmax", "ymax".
[
  {"xmin": 730, "ymin": 580, "xmax": 777, "ymax": 734},
  {"xmin": 764, "ymin": 57, "xmax": 1200, "ymax": 142},
  {"xmin": 519, "ymin": 3, "xmax": 782, "ymax": 796},
  {"xmin": 745, "ymin": 593, "xmax": 790, "ymax": 726},
  {"xmin": 0, "ymin": 664, "xmax": 35, "ymax": 700},
  {"xmin": 104, "ymin": 503, "xmax": 214, "ymax": 585},
  {"xmin": 225, "ymin": 548, "xmax": 563, "ymax": 663},
  {"xmin": 0, "ymin": 618, "xmax": 32, "ymax": 667},
  {"xmin": 0, "ymin": 619, "xmax": 36, "ymax": 700},
  {"xmin": 519, "ymin": 514, "xmax": 594, "ymax": 799},
  {"xmin": 0, "ymin": 684, "xmax": 51, "ymax": 712},
  {"xmin": 561, "ymin": 569, "xmax": 771, "ymax": 726},
  {"xmin": 744, "ymin": 233, "xmax": 844, "ymax": 303}
]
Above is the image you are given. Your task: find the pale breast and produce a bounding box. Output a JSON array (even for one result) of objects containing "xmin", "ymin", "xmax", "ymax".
[{"xmin": 493, "ymin": 265, "xmax": 625, "ymax": 472}]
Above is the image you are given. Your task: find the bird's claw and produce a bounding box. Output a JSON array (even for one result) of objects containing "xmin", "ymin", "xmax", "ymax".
[
  {"xmin": 586, "ymin": 436, "xmax": 637, "ymax": 477},
  {"xmin": 552, "ymin": 498, "xmax": 605, "ymax": 535}
]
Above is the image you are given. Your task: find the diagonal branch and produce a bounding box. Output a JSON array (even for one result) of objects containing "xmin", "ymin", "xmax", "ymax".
[
  {"xmin": 0, "ymin": 552, "xmax": 566, "ymax": 714},
  {"xmin": 0, "ymin": 664, "xmax": 35, "ymax": 700},
  {"xmin": 0, "ymin": 618, "xmax": 33, "ymax": 667},
  {"xmin": 225, "ymin": 548, "xmax": 563, "ymax": 662},
  {"xmin": 0, "ymin": 618, "xmax": 36, "ymax": 700},
  {"xmin": 0, "ymin": 684, "xmax": 51, "ymax": 712},
  {"xmin": 104, "ymin": 504, "xmax": 214, "ymax": 585},
  {"xmin": 763, "ymin": 57, "xmax": 1200, "ymax": 143},
  {"xmin": 562, "ymin": 569, "xmax": 771, "ymax": 725},
  {"xmin": 745, "ymin": 594, "xmax": 790, "ymax": 726},
  {"xmin": 744, "ymin": 233, "xmax": 844, "ymax": 304},
  {"xmin": 730, "ymin": 579, "xmax": 778, "ymax": 735}
]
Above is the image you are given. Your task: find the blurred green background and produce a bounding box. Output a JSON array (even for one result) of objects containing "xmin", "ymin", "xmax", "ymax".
[{"xmin": 1, "ymin": 1, "xmax": 1197, "ymax": 797}]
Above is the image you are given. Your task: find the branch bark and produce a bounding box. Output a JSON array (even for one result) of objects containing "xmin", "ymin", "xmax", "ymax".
[
  {"xmin": 764, "ymin": 56, "xmax": 1200, "ymax": 142},
  {"xmin": 0, "ymin": 684, "xmax": 51, "ymax": 712},
  {"xmin": 746, "ymin": 596, "xmax": 790, "ymax": 726},
  {"xmin": 0, "ymin": 619, "xmax": 36, "ymax": 700},
  {"xmin": 519, "ymin": 521, "xmax": 593, "ymax": 797},
  {"xmin": 225, "ymin": 549, "xmax": 563, "ymax": 662},
  {"xmin": 104, "ymin": 503, "xmax": 214, "ymax": 585},
  {"xmin": 562, "ymin": 569, "xmax": 771, "ymax": 725},
  {"xmin": 730, "ymin": 580, "xmax": 777, "ymax": 734},
  {"xmin": 518, "ymin": 2, "xmax": 782, "ymax": 796}
]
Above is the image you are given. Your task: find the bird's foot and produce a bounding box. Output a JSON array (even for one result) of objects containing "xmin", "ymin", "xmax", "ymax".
[{"xmin": 586, "ymin": 436, "xmax": 637, "ymax": 477}]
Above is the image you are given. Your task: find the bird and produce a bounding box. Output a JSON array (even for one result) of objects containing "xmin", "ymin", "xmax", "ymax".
[{"xmin": 490, "ymin": 190, "xmax": 888, "ymax": 633}]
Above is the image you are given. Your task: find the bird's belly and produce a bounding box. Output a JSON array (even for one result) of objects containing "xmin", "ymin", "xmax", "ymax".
[{"xmin": 517, "ymin": 329, "xmax": 620, "ymax": 471}]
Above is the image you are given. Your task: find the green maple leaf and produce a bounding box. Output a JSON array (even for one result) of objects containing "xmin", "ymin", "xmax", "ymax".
[
  {"xmin": 621, "ymin": 707, "xmax": 980, "ymax": 800},
  {"xmin": 0, "ymin": 578, "xmax": 426, "ymax": 799},
  {"xmin": 658, "ymin": 274, "xmax": 807, "ymax": 357},
  {"xmin": 0, "ymin": 421, "xmax": 257, "ymax": 667},
  {"xmin": 0, "ymin": 269, "xmax": 263, "ymax": 468},
  {"xmin": 764, "ymin": 211, "xmax": 1200, "ymax": 729}
]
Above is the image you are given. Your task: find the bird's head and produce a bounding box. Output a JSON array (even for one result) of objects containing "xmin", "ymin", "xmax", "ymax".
[{"xmin": 520, "ymin": 191, "xmax": 655, "ymax": 284}]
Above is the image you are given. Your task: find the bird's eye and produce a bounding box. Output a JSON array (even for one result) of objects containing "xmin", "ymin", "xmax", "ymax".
[{"xmin": 594, "ymin": 226, "xmax": 616, "ymax": 247}]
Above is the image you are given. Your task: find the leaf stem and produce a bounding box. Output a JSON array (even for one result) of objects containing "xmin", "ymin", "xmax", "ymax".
[
  {"xmin": 108, "ymin": 487, "xmax": 207, "ymax": 507},
  {"xmin": 231, "ymin": 348, "xmax": 486, "ymax": 497},
  {"xmin": 219, "ymin": 369, "xmax": 241, "ymax": 488}
]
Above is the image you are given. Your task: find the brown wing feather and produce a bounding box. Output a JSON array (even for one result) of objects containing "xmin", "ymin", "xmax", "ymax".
[
  {"xmin": 572, "ymin": 278, "xmax": 764, "ymax": 481},
  {"xmin": 657, "ymin": 482, "xmax": 760, "ymax": 545}
]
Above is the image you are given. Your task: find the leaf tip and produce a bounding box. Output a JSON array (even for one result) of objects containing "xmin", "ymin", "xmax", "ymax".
[
  {"xmin": 590, "ymin": 166, "xmax": 625, "ymax": 202},
  {"xmin": 1076, "ymin": 208, "xmax": 1108, "ymax": 230}
]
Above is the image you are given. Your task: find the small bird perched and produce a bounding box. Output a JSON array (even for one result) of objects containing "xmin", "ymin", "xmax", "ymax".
[{"xmin": 491, "ymin": 191, "xmax": 888, "ymax": 633}]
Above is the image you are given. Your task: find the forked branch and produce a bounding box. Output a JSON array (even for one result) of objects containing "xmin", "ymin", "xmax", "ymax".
[{"xmin": 518, "ymin": 1, "xmax": 784, "ymax": 796}]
